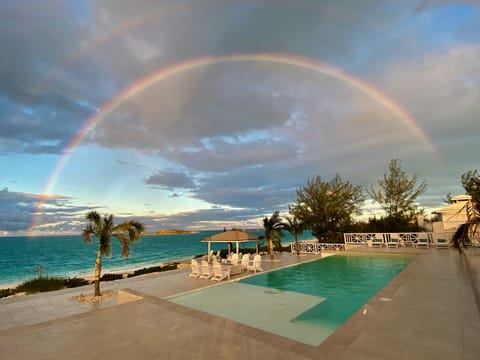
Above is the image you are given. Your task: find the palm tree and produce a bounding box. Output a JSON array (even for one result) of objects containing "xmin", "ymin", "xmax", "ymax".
[
  {"xmin": 283, "ymin": 214, "xmax": 304, "ymax": 255},
  {"xmin": 263, "ymin": 211, "xmax": 285, "ymax": 255},
  {"xmin": 82, "ymin": 211, "xmax": 145, "ymax": 296}
]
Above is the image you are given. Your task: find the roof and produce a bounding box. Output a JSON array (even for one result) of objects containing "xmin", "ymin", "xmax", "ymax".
[
  {"xmin": 451, "ymin": 194, "xmax": 471, "ymax": 202},
  {"xmin": 432, "ymin": 194, "xmax": 472, "ymax": 214},
  {"xmin": 201, "ymin": 229, "xmax": 259, "ymax": 243}
]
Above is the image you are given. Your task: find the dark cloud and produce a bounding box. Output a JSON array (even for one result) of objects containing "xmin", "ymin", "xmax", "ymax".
[
  {"xmin": 145, "ymin": 170, "xmax": 196, "ymax": 190},
  {"xmin": 161, "ymin": 138, "xmax": 300, "ymax": 172},
  {"xmin": 139, "ymin": 207, "xmax": 265, "ymax": 231},
  {"xmin": 2, "ymin": 0, "xmax": 479, "ymax": 234},
  {"xmin": 0, "ymin": 188, "xmax": 94, "ymax": 233}
]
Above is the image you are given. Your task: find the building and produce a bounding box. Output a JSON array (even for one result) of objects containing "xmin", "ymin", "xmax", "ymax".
[{"xmin": 431, "ymin": 194, "xmax": 471, "ymax": 234}]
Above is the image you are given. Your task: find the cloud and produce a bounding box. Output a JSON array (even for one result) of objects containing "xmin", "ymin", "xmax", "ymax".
[
  {"xmin": 161, "ymin": 138, "xmax": 300, "ymax": 172},
  {"xmin": 140, "ymin": 207, "xmax": 265, "ymax": 231},
  {"xmin": 377, "ymin": 43, "xmax": 480, "ymax": 162},
  {"xmin": 0, "ymin": 188, "xmax": 94, "ymax": 233},
  {"xmin": 145, "ymin": 170, "xmax": 196, "ymax": 190},
  {"xmin": 0, "ymin": 188, "xmax": 37, "ymax": 231},
  {"xmin": 2, "ymin": 0, "xmax": 479, "ymax": 235},
  {"xmin": 0, "ymin": 1, "xmax": 110, "ymax": 155}
]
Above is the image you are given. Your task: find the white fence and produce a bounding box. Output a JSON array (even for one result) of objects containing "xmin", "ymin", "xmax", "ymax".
[
  {"xmin": 343, "ymin": 232, "xmax": 438, "ymax": 247},
  {"xmin": 290, "ymin": 241, "xmax": 345, "ymax": 254},
  {"xmin": 290, "ymin": 231, "xmax": 463, "ymax": 253}
]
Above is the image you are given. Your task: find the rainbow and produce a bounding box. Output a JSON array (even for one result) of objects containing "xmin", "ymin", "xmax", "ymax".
[{"xmin": 30, "ymin": 53, "xmax": 437, "ymax": 234}]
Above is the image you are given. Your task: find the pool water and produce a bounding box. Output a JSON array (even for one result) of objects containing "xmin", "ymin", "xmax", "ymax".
[
  {"xmin": 241, "ymin": 254, "xmax": 414, "ymax": 331},
  {"xmin": 169, "ymin": 254, "xmax": 414, "ymax": 346}
]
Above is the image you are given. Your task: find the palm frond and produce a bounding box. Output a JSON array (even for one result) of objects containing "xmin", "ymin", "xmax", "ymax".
[{"xmin": 114, "ymin": 234, "xmax": 130, "ymax": 257}]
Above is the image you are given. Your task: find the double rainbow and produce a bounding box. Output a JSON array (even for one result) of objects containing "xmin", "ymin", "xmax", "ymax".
[{"xmin": 31, "ymin": 53, "xmax": 436, "ymax": 234}]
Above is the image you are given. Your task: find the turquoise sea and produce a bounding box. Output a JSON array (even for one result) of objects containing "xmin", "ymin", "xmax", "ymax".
[{"xmin": 0, "ymin": 231, "xmax": 315, "ymax": 287}]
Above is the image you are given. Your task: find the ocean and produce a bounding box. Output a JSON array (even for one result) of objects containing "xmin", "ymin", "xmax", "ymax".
[{"xmin": 0, "ymin": 230, "xmax": 315, "ymax": 288}]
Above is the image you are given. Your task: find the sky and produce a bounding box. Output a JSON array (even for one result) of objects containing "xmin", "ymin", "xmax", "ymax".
[{"xmin": 1, "ymin": 0, "xmax": 479, "ymax": 236}]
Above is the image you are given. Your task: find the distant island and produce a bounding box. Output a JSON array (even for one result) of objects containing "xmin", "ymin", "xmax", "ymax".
[{"xmin": 146, "ymin": 229, "xmax": 199, "ymax": 236}]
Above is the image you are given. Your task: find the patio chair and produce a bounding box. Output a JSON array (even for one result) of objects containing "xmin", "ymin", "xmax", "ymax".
[
  {"xmin": 199, "ymin": 260, "xmax": 213, "ymax": 279},
  {"xmin": 387, "ymin": 236, "xmax": 400, "ymax": 248},
  {"xmin": 230, "ymin": 253, "xmax": 241, "ymax": 265},
  {"xmin": 211, "ymin": 264, "xmax": 230, "ymax": 281},
  {"xmin": 241, "ymin": 253, "xmax": 250, "ymax": 271},
  {"xmin": 371, "ymin": 234, "xmax": 383, "ymax": 248},
  {"xmin": 209, "ymin": 250, "xmax": 220, "ymax": 262},
  {"xmin": 189, "ymin": 259, "xmax": 201, "ymax": 278},
  {"xmin": 415, "ymin": 236, "xmax": 429, "ymax": 249},
  {"xmin": 436, "ymin": 238, "xmax": 450, "ymax": 249},
  {"xmin": 247, "ymin": 255, "xmax": 263, "ymax": 273}
]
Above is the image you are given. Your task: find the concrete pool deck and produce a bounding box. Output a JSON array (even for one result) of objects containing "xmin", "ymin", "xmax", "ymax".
[{"xmin": 1, "ymin": 248, "xmax": 479, "ymax": 359}]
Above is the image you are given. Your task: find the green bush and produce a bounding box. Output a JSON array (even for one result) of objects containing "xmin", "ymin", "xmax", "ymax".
[
  {"xmin": 130, "ymin": 263, "xmax": 177, "ymax": 277},
  {"xmin": 63, "ymin": 277, "xmax": 90, "ymax": 288},
  {"xmin": 16, "ymin": 277, "xmax": 66, "ymax": 293},
  {"xmin": 100, "ymin": 273, "xmax": 124, "ymax": 281},
  {"xmin": 0, "ymin": 277, "xmax": 91, "ymax": 298},
  {"xmin": 0, "ymin": 288, "xmax": 15, "ymax": 298}
]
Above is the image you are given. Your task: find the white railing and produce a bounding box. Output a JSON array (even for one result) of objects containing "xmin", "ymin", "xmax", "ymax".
[
  {"xmin": 344, "ymin": 232, "xmax": 435, "ymax": 247},
  {"xmin": 291, "ymin": 241, "xmax": 321, "ymax": 254},
  {"xmin": 291, "ymin": 241, "xmax": 345, "ymax": 254},
  {"xmin": 343, "ymin": 233, "xmax": 377, "ymax": 244},
  {"xmin": 318, "ymin": 243, "xmax": 345, "ymax": 251}
]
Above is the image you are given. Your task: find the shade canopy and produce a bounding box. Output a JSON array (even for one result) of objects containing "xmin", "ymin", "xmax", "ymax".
[
  {"xmin": 202, "ymin": 230, "xmax": 259, "ymax": 260},
  {"xmin": 202, "ymin": 229, "xmax": 259, "ymax": 243}
]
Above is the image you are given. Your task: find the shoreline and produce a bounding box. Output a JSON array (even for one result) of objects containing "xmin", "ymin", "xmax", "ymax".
[
  {"xmin": 0, "ymin": 256, "xmax": 195, "ymax": 291},
  {"xmin": 1, "ymin": 239, "xmax": 313, "ymax": 291}
]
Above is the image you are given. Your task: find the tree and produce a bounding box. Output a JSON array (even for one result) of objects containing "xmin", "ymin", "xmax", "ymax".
[
  {"xmin": 82, "ymin": 211, "xmax": 145, "ymax": 296},
  {"xmin": 291, "ymin": 174, "xmax": 365, "ymax": 242},
  {"xmin": 443, "ymin": 192, "xmax": 453, "ymax": 204},
  {"xmin": 263, "ymin": 211, "xmax": 285, "ymax": 255},
  {"xmin": 283, "ymin": 212, "xmax": 304, "ymax": 254},
  {"xmin": 368, "ymin": 159, "xmax": 427, "ymax": 225},
  {"xmin": 453, "ymin": 170, "xmax": 480, "ymax": 249}
]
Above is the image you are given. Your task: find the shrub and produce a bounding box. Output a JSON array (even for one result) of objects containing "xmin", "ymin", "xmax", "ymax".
[
  {"xmin": 100, "ymin": 273, "xmax": 124, "ymax": 281},
  {"xmin": 129, "ymin": 263, "xmax": 177, "ymax": 277},
  {"xmin": 0, "ymin": 277, "xmax": 91, "ymax": 298},
  {"xmin": 64, "ymin": 277, "xmax": 90, "ymax": 288},
  {"xmin": 0, "ymin": 288, "xmax": 15, "ymax": 298},
  {"xmin": 16, "ymin": 277, "xmax": 67, "ymax": 294}
]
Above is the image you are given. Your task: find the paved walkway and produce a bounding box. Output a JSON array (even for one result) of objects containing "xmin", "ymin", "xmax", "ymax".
[{"xmin": 0, "ymin": 249, "xmax": 479, "ymax": 359}]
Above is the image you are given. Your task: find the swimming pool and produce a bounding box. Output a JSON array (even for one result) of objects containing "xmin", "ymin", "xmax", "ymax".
[{"xmin": 169, "ymin": 254, "xmax": 414, "ymax": 346}]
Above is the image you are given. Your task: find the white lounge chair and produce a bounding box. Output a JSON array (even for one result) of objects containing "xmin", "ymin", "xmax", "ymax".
[
  {"xmin": 387, "ymin": 237, "xmax": 400, "ymax": 248},
  {"xmin": 199, "ymin": 260, "xmax": 213, "ymax": 279},
  {"xmin": 436, "ymin": 238, "xmax": 450, "ymax": 249},
  {"xmin": 211, "ymin": 264, "xmax": 230, "ymax": 281},
  {"xmin": 415, "ymin": 237, "xmax": 429, "ymax": 248},
  {"xmin": 371, "ymin": 234, "xmax": 383, "ymax": 248},
  {"xmin": 189, "ymin": 259, "xmax": 201, "ymax": 278},
  {"xmin": 230, "ymin": 253, "xmax": 241, "ymax": 265},
  {"xmin": 247, "ymin": 255, "xmax": 263, "ymax": 273},
  {"xmin": 241, "ymin": 254, "xmax": 250, "ymax": 271},
  {"xmin": 209, "ymin": 250, "xmax": 220, "ymax": 263}
]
